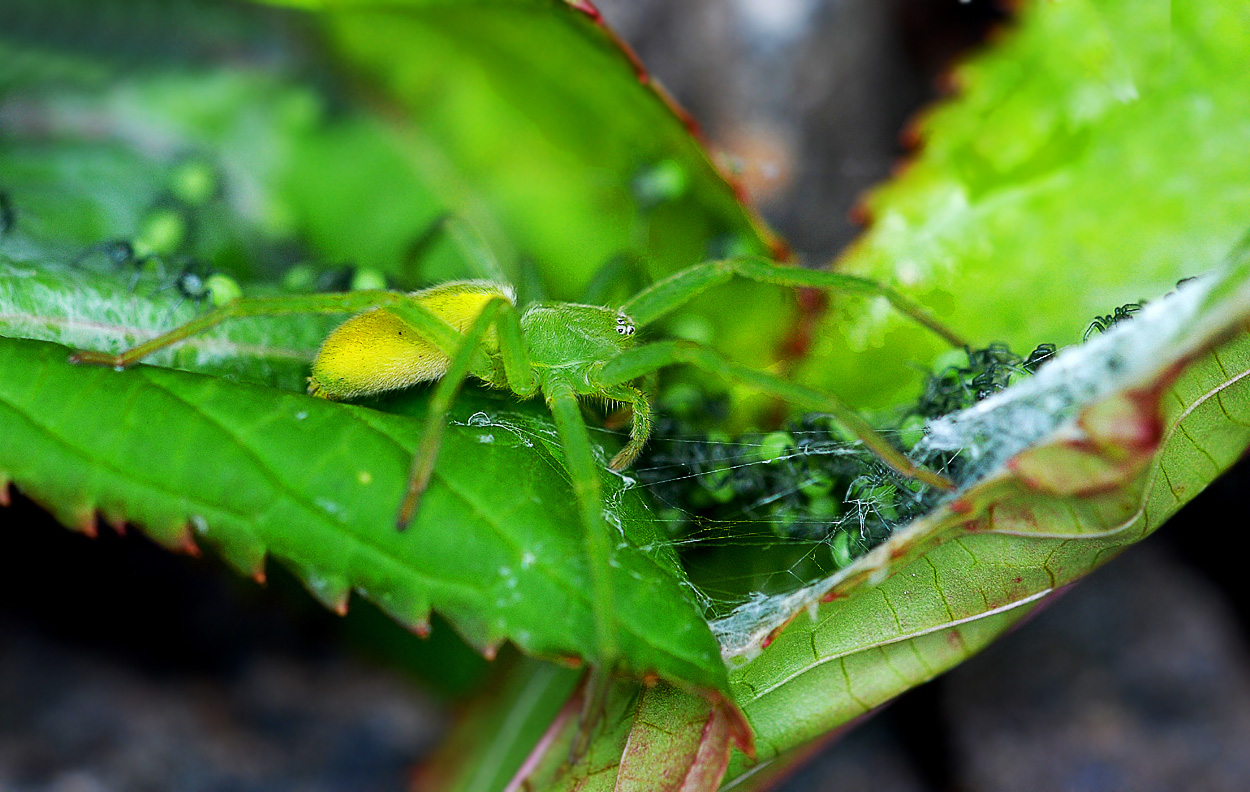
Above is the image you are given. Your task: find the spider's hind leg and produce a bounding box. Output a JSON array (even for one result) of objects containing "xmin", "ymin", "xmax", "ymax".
[{"xmin": 68, "ymin": 290, "xmax": 409, "ymax": 368}]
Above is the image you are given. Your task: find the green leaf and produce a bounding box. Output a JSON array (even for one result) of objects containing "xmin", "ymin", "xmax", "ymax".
[
  {"xmin": 0, "ymin": 255, "xmax": 330, "ymax": 391},
  {"xmin": 798, "ymin": 0, "xmax": 1250, "ymax": 409},
  {"xmin": 714, "ymin": 241, "xmax": 1250, "ymax": 777},
  {"xmin": 0, "ymin": 328, "xmax": 725, "ymax": 689},
  {"xmin": 614, "ymin": 683, "xmax": 748, "ymax": 792},
  {"xmin": 434, "ymin": 674, "xmax": 748, "ymax": 792}
]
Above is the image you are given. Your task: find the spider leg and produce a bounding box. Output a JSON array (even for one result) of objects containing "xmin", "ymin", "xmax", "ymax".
[
  {"xmin": 621, "ymin": 255, "xmax": 967, "ymax": 348},
  {"xmin": 548, "ymin": 382, "xmax": 620, "ymax": 759},
  {"xmin": 603, "ymin": 384, "xmax": 652, "ymax": 471},
  {"xmin": 545, "ymin": 381, "xmax": 619, "ymax": 667},
  {"xmin": 599, "ymin": 340, "xmax": 955, "ymax": 490},
  {"xmin": 395, "ymin": 298, "xmax": 534, "ymax": 528},
  {"xmin": 68, "ymin": 291, "xmax": 420, "ymax": 368},
  {"xmin": 1083, "ymin": 316, "xmax": 1108, "ymax": 342}
]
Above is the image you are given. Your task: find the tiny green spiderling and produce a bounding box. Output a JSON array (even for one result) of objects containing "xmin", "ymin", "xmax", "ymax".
[{"xmin": 68, "ymin": 254, "xmax": 965, "ymax": 675}]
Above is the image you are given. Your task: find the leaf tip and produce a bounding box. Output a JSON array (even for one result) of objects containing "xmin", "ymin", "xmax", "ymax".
[
  {"xmin": 334, "ymin": 599, "xmax": 350, "ymax": 617},
  {"xmin": 104, "ymin": 513, "xmax": 127, "ymax": 536},
  {"xmin": 74, "ymin": 509, "xmax": 99, "ymax": 539},
  {"xmin": 564, "ymin": 0, "xmax": 602, "ymax": 22},
  {"xmin": 480, "ymin": 641, "xmax": 501, "ymax": 662},
  {"xmin": 292, "ymin": 566, "xmax": 352, "ymax": 616},
  {"xmin": 174, "ymin": 526, "xmax": 201, "ymax": 557}
]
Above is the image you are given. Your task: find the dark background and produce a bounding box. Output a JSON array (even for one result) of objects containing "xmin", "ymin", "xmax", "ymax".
[{"xmin": 3, "ymin": 1, "xmax": 1249, "ymax": 790}]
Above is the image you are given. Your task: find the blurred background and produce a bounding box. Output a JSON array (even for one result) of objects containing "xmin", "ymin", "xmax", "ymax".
[{"xmin": 3, "ymin": 0, "xmax": 1249, "ymax": 789}]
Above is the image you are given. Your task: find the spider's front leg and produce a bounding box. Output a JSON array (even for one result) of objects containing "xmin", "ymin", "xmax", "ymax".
[
  {"xmin": 603, "ymin": 254, "xmax": 968, "ymax": 487},
  {"xmin": 621, "ymin": 255, "xmax": 968, "ymax": 348},
  {"xmin": 599, "ymin": 340, "xmax": 955, "ymax": 491},
  {"xmin": 544, "ymin": 381, "xmax": 620, "ymax": 715},
  {"xmin": 604, "ymin": 384, "xmax": 652, "ymax": 471}
]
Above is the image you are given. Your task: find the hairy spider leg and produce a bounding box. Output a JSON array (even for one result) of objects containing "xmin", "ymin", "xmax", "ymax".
[
  {"xmin": 66, "ymin": 291, "xmax": 452, "ymax": 367},
  {"xmin": 602, "ymin": 383, "xmax": 651, "ymax": 470},
  {"xmin": 621, "ymin": 255, "xmax": 968, "ymax": 348},
  {"xmin": 393, "ymin": 296, "xmax": 535, "ymax": 528},
  {"xmin": 599, "ymin": 340, "xmax": 954, "ymax": 491}
]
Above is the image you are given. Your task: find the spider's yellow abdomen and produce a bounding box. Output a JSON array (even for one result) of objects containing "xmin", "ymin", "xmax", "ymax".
[{"xmin": 308, "ymin": 280, "xmax": 514, "ymax": 401}]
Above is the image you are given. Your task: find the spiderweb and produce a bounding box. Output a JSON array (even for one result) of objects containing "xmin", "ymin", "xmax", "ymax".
[{"xmin": 592, "ymin": 273, "xmax": 1215, "ymax": 660}]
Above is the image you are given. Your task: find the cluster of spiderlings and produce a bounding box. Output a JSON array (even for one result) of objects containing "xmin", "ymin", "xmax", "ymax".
[
  {"xmin": 915, "ymin": 342, "xmax": 1056, "ymax": 418},
  {"xmin": 638, "ymin": 408, "xmax": 935, "ymax": 562},
  {"xmin": 637, "ymin": 340, "xmax": 1061, "ymax": 566}
]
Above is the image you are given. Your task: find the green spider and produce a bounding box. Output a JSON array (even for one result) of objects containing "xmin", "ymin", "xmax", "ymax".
[{"xmin": 69, "ymin": 254, "xmax": 964, "ymax": 671}]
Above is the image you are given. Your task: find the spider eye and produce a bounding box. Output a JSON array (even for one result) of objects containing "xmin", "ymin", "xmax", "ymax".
[{"xmin": 615, "ymin": 315, "xmax": 635, "ymax": 337}]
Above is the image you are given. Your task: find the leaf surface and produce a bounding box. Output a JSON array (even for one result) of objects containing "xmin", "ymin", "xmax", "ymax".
[
  {"xmin": 0, "ymin": 330, "xmax": 725, "ymax": 690},
  {"xmin": 798, "ymin": 0, "xmax": 1250, "ymax": 409}
]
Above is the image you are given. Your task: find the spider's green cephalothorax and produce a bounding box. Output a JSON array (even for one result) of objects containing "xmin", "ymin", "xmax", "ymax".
[{"xmin": 520, "ymin": 302, "xmax": 637, "ymax": 391}]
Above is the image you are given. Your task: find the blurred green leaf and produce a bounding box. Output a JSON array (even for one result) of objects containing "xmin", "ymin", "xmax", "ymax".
[
  {"xmin": 270, "ymin": 0, "xmax": 780, "ymax": 288},
  {"xmin": 799, "ymin": 0, "xmax": 1250, "ymax": 409},
  {"xmin": 258, "ymin": 0, "xmax": 803, "ymax": 415},
  {"xmin": 414, "ymin": 656, "xmax": 582, "ymax": 792}
]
